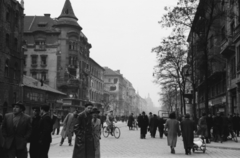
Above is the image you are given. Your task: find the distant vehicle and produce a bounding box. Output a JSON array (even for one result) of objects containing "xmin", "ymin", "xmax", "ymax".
[{"xmin": 158, "ymin": 110, "xmax": 169, "ymax": 121}]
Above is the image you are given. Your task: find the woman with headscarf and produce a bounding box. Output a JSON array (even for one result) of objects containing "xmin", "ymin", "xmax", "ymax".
[{"xmin": 165, "ymin": 112, "xmax": 180, "ymax": 154}]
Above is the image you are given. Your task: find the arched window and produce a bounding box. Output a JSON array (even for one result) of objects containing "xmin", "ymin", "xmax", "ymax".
[{"xmin": 4, "ymin": 60, "xmax": 9, "ymax": 77}]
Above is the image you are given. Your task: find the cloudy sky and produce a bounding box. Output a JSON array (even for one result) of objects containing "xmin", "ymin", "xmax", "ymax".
[{"xmin": 21, "ymin": 0, "xmax": 178, "ymax": 107}]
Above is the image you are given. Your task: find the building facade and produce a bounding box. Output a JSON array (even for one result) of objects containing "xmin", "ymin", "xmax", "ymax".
[
  {"xmin": 220, "ymin": 0, "xmax": 240, "ymax": 115},
  {"xmin": 88, "ymin": 57, "xmax": 105, "ymax": 107},
  {"xmin": 23, "ymin": 0, "xmax": 92, "ymax": 109},
  {"xmin": 188, "ymin": 0, "xmax": 230, "ymax": 117},
  {"xmin": 23, "ymin": 75, "xmax": 66, "ymax": 115},
  {"xmin": 0, "ymin": 0, "xmax": 24, "ymax": 115}
]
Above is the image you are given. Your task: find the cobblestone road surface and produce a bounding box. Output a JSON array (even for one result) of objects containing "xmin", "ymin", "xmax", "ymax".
[{"xmin": 48, "ymin": 122, "xmax": 240, "ymax": 158}]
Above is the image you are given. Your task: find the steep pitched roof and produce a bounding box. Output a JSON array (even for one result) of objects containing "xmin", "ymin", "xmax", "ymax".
[
  {"xmin": 23, "ymin": 75, "xmax": 66, "ymax": 95},
  {"xmin": 104, "ymin": 67, "xmax": 121, "ymax": 76},
  {"xmin": 24, "ymin": 15, "xmax": 59, "ymax": 33},
  {"xmin": 58, "ymin": 0, "xmax": 78, "ymax": 20}
]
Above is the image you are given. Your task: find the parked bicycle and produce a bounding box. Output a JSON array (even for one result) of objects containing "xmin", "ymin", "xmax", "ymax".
[{"xmin": 103, "ymin": 123, "xmax": 121, "ymax": 139}]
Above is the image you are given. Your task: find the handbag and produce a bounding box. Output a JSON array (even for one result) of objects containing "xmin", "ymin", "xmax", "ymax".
[{"xmin": 164, "ymin": 130, "xmax": 168, "ymax": 136}]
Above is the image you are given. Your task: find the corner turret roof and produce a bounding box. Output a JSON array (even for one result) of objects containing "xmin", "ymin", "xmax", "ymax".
[{"xmin": 58, "ymin": 0, "xmax": 78, "ymax": 20}]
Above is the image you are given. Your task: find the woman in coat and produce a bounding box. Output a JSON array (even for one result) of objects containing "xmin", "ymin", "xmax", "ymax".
[
  {"xmin": 198, "ymin": 113, "xmax": 208, "ymax": 140},
  {"xmin": 165, "ymin": 112, "xmax": 180, "ymax": 154},
  {"xmin": 60, "ymin": 110, "xmax": 78, "ymax": 146},
  {"xmin": 92, "ymin": 108, "xmax": 101, "ymax": 158}
]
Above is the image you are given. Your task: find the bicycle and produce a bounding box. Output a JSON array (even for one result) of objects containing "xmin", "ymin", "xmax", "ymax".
[{"xmin": 103, "ymin": 123, "xmax": 121, "ymax": 139}]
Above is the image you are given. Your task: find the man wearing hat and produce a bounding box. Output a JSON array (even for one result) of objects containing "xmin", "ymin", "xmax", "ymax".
[
  {"xmin": 138, "ymin": 111, "xmax": 149, "ymax": 139},
  {"xmin": 2, "ymin": 102, "xmax": 32, "ymax": 158},
  {"xmin": 72, "ymin": 103, "xmax": 95, "ymax": 158},
  {"xmin": 38, "ymin": 105, "xmax": 52, "ymax": 158},
  {"xmin": 29, "ymin": 107, "xmax": 41, "ymax": 158}
]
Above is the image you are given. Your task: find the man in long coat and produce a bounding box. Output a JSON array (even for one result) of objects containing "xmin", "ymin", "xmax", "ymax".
[
  {"xmin": 158, "ymin": 116, "xmax": 165, "ymax": 138},
  {"xmin": 38, "ymin": 105, "xmax": 52, "ymax": 158},
  {"xmin": 2, "ymin": 102, "xmax": 32, "ymax": 158},
  {"xmin": 149, "ymin": 114, "xmax": 158, "ymax": 138},
  {"xmin": 72, "ymin": 103, "xmax": 95, "ymax": 158},
  {"xmin": 181, "ymin": 113, "xmax": 196, "ymax": 155},
  {"xmin": 60, "ymin": 110, "xmax": 78, "ymax": 146},
  {"xmin": 29, "ymin": 107, "xmax": 41, "ymax": 158},
  {"xmin": 127, "ymin": 113, "xmax": 134, "ymax": 130},
  {"xmin": 138, "ymin": 111, "xmax": 149, "ymax": 139}
]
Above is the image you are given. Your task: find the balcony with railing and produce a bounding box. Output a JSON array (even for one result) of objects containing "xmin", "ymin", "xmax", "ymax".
[
  {"xmin": 233, "ymin": 24, "xmax": 240, "ymax": 42},
  {"xmin": 220, "ymin": 36, "xmax": 235, "ymax": 58}
]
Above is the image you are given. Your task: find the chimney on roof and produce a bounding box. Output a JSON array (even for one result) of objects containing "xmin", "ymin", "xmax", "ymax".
[
  {"xmin": 116, "ymin": 70, "xmax": 120, "ymax": 74},
  {"xmin": 44, "ymin": 14, "xmax": 51, "ymax": 17}
]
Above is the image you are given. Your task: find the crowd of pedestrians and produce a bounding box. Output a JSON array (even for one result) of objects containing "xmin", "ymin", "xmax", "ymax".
[
  {"xmin": 0, "ymin": 102, "xmax": 104, "ymax": 158},
  {"xmin": 132, "ymin": 110, "xmax": 240, "ymax": 155}
]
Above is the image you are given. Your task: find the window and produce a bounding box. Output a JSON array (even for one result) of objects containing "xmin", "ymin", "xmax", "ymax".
[
  {"xmin": 41, "ymin": 56, "xmax": 47, "ymax": 65},
  {"xmin": 6, "ymin": 34, "xmax": 9, "ymax": 46},
  {"xmin": 31, "ymin": 72, "xmax": 37, "ymax": 79},
  {"xmin": 221, "ymin": 26, "xmax": 226, "ymax": 41},
  {"xmin": 24, "ymin": 55, "xmax": 27, "ymax": 67},
  {"xmin": 237, "ymin": 46, "xmax": 240, "ymax": 71},
  {"xmin": 14, "ymin": 38, "xmax": 18, "ymax": 49},
  {"xmin": 4, "ymin": 60, "xmax": 9, "ymax": 77},
  {"xmin": 221, "ymin": 0, "xmax": 225, "ymax": 11},
  {"xmin": 35, "ymin": 41, "xmax": 45, "ymax": 49},
  {"xmin": 23, "ymin": 71, "xmax": 27, "ymax": 75},
  {"xmin": 231, "ymin": 56, "xmax": 236, "ymax": 79},
  {"xmin": 31, "ymin": 56, "xmax": 38, "ymax": 65},
  {"xmin": 230, "ymin": 21, "xmax": 235, "ymax": 36},
  {"xmin": 65, "ymin": 9, "xmax": 69, "ymax": 14},
  {"xmin": 13, "ymin": 63, "xmax": 18, "ymax": 80},
  {"xmin": 15, "ymin": 12, "xmax": 18, "ymax": 27},
  {"xmin": 6, "ymin": 9, "xmax": 9, "ymax": 21},
  {"xmin": 41, "ymin": 72, "xmax": 47, "ymax": 80}
]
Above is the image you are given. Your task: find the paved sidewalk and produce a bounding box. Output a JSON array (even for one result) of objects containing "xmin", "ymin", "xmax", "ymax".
[{"xmin": 206, "ymin": 137, "xmax": 240, "ymax": 150}]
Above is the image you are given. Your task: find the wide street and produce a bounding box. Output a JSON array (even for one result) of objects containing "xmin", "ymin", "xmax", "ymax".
[{"xmin": 47, "ymin": 122, "xmax": 240, "ymax": 158}]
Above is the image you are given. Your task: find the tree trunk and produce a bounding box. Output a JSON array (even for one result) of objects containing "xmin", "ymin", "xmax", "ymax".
[{"xmin": 204, "ymin": 49, "xmax": 209, "ymax": 115}]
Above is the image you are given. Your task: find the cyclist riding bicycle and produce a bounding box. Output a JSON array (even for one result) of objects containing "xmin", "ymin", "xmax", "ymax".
[{"xmin": 106, "ymin": 110, "xmax": 114, "ymax": 135}]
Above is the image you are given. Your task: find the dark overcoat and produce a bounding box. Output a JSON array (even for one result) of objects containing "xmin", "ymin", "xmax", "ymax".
[
  {"xmin": 29, "ymin": 115, "xmax": 41, "ymax": 158},
  {"xmin": 72, "ymin": 111, "xmax": 95, "ymax": 158},
  {"xmin": 180, "ymin": 118, "xmax": 196, "ymax": 149},
  {"xmin": 2, "ymin": 113, "xmax": 32, "ymax": 150},
  {"xmin": 38, "ymin": 113, "xmax": 52, "ymax": 144},
  {"xmin": 127, "ymin": 115, "xmax": 134, "ymax": 127},
  {"xmin": 138, "ymin": 115, "xmax": 149, "ymax": 135}
]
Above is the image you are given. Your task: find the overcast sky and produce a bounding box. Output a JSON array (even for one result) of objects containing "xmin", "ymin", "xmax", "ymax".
[{"xmin": 21, "ymin": 0, "xmax": 178, "ymax": 107}]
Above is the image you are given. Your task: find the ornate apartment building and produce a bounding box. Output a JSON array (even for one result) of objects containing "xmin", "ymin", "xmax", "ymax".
[
  {"xmin": 23, "ymin": 0, "xmax": 92, "ymax": 109},
  {"xmin": 0, "ymin": 0, "xmax": 24, "ymax": 115},
  {"xmin": 88, "ymin": 57, "xmax": 105, "ymax": 106},
  {"xmin": 220, "ymin": 0, "xmax": 240, "ymax": 115}
]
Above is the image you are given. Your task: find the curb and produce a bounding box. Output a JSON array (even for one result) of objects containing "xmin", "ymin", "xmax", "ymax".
[{"xmin": 206, "ymin": 145, "xmax": 240, "ymax": 151}]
